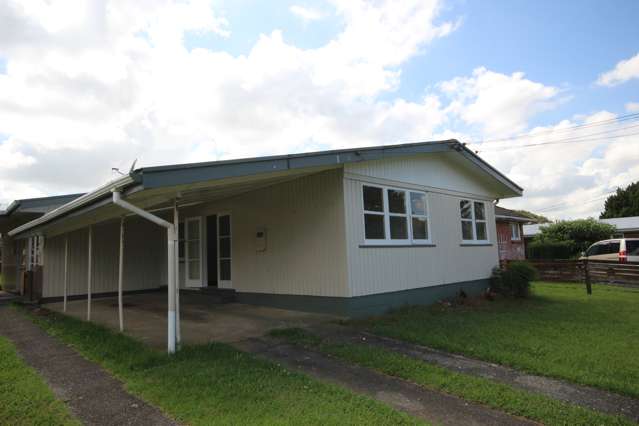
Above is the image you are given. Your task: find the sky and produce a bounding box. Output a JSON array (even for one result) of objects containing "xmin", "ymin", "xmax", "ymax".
[{"xmin": 0, "ymin": 0, "xmax": 638, "ymax": 219}]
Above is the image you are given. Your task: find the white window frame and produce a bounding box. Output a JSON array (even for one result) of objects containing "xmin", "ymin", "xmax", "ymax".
[
  {"xmin": 510, "ymin": 223, "xmax": 521, "ymax": 241},
  {"xmin": 460, "ymin": 199, "xmax": 489, "ymax": 244},
  {"xmin": 362, "ymin": 183, "xmax": 432, "ymax": 246},
  {"xmin": 184, "ymin": 217, "xmax": 204, "ymax": 287}
]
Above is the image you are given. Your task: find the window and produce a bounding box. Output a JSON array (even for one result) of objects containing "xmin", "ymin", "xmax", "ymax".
[
  {"xmin": 627, "ymin": 240, "xmax": 639, "ymax": 256},
  {"xmin": 460, "ymin": 200, "xmax": 488, "ymax": 242},
  {"xmin": 510, "ymin": 223, "xmax": 521, "ymax": 241},
  {"xmin": 362, "ymin": 184, "xmax": 430, "ymax": 244}
]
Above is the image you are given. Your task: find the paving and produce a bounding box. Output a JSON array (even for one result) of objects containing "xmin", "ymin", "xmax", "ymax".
[
  {"xmin": 46, "ymin": 291, "xmax": 338, "ymax": 348},
  {"xmin": 0, "ymin": 306, "xmax": 177, "ymax": 426},
  {"xmin": 310, "ymin": 324, "xmax": 639, "ymax": 422},
  {"xmin": 236, "ymin": 337, "xmax": 537, "ymax": 426}
]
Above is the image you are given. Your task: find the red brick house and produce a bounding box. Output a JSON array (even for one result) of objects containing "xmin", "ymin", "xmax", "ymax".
[{"xmin": 495, "ymin": 206, "xmax": 532, "ymax": 261}]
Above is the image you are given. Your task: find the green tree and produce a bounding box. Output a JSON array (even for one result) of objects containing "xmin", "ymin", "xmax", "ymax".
[
  {"xmin": 534, "ymin": 218, "xmax": 617, "ymax": 255},
  {"xmin": 600, "ymin": 181, "xmax": 639, "ymax": 218}
]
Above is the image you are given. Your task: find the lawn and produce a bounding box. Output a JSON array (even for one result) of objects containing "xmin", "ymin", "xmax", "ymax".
[
  {"xmin": 351, "ymin": 282, "xmax": 639, "ymax": 398},
  {"xmin": 18, "ymin": 306, "xmax": 423, "ymax": 426},
  {"xmin": 272, "ymin": 328, "xmax": 632, "ymax": 426},
  {"xmin": 0, "ymin": 335, "xmax": 79, "ymax": 426}
]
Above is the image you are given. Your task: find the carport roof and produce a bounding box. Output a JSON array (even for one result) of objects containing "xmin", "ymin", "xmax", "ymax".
[{"xmin": 8, "ymin": 140, "xmax": 523, "ymax": 237}]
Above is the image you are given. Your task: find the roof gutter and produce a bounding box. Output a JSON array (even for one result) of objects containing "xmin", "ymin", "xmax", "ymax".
[{"xmin": 8, "ymin": 174, "xmax": 136, "ymax": 237}]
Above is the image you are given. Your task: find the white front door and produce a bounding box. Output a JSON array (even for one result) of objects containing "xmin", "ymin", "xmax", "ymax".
[
  {"xmin": 217, "ymin": 214, "xmax": 232, "ymax": 288},
  {"xmin": 185, "ymin": 217, "xmax": 203, "ymax": 287}
]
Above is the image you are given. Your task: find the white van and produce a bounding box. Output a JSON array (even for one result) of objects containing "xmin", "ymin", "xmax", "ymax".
[{"xmin": 582, "ymin": 238, "xmax": 639, "ymax": 263}]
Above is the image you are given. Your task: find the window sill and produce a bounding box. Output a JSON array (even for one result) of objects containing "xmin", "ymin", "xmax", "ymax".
[
  {"xmin": 460, "ymin": 242, "xmax": 492, "ymax": 247},
  {"xmin": 359, "ymin": 243, "xmax": 436, "ymax": 248}
]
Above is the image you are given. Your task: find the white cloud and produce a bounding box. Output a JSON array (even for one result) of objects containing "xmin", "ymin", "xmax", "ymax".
[
  {"xmin": 626, "ymin": 102, "xmax": 639, "ymax": 113},
  {"xmin": 290, "ymin": 5, "xmax": 325, "ymax": 22},
  {"xmin": 597, "ymin": 52, "xmax": 639, "ymax": 87}
]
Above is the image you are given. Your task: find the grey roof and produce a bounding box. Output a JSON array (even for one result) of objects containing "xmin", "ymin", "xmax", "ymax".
[
  {"xmin": 9, "ymin": 140, "xmax": 523, "ymax": 237},
  {"xmin": 523, "ymin": 216, "xmax": 639, "ymax": 237},
  {"xmin": 494, "ymin": 206, "xmax": 532, "ymax": 222},
  {"xmin": 1, "ymin": 193, "xmax": 85, "ymax": 216}
]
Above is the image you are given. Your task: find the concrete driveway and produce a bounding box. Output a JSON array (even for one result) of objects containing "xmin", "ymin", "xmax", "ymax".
[{"xmin": 45, "ymin": 291, "xmax": 338, "ymax": 348}]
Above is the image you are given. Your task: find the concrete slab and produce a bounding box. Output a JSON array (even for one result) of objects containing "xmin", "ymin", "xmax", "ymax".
[{"xmin": 45, "ymin": 291, "xmax": 338, "ymax": 348}]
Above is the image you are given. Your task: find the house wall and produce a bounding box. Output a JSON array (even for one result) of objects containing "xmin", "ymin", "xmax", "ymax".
[
  {"xmin": 0, "ymin": 236, "xmax": 19, "ymax": 292},
  {"xmin": 178, "ymin": 168, "xmax": 349, "ymax": 298},
  {"xmin": 343, "ymin": 155, "xmax": 501, "ymax": 315},
  {"xmin": 496, "ymin": 221, "xmax": 526, "ymax": 261},
  {"xmin": 42, "ymin": 217, "xmax": 167, "ymax": 298}
]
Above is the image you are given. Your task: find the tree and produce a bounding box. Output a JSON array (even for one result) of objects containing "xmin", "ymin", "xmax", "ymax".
[
  {"xmin": 600, "ymin": 181, "xmax": 639, "ymax": 219},
  {"xmin": 514, "ymin": 210, "xmax": 550, "ymax": 223},
  {"xmin": 534, "ymin": 218, "xmax": 617, "ymax": 255}
]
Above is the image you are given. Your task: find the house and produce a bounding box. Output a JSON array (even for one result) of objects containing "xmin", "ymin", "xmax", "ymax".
[
  {"xmin": 1, "ymin": 194, "xmax": 84, "ymax": 295},
  {"xmin": 494, "ymin": 206, "xmax": 531, "ymax": 261},
  {"xmin": 523, "ymin": 216, "xmax": 639, "ymax": 241},
  {"xmin": 6, "ymin": 140, "xmax": 522, "ymax": 352}
]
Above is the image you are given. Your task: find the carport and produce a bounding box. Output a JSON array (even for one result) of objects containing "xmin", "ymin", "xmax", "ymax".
[{"xmin": 45, "ymin": 291, "xmax": 336, "ymax": 348}]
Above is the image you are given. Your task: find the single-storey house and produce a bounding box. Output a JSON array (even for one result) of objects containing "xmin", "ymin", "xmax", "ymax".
[
  {"xmin": 494, "ymin": 206, "xmax": 531, "ymax": 261},
  {"xmin": 6, "ymin": 140, "xmax": 522, "ymax": 352},
  {"xmin": 1, "ymin": 193, "xmax": 84, "ymax": 296}
]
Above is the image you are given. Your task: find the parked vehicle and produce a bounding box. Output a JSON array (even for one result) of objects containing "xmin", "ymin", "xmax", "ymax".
[{"xmin": 581, "ymin": 238, "xmax": 639, "ymax": 263}]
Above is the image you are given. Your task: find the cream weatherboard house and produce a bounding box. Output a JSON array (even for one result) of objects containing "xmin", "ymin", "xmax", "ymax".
[{"xmin": 5, "ymin": 140, "xmax": 522, "ymax": 352}]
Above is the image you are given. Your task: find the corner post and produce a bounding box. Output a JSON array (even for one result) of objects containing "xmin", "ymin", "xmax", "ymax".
[
  {"xmin": 87, "ymin": 225, "xmax": 93, "ymax": 321},
  {"xmin": 118, "ymin": 216, "xmax": 125, "ymax": 332},
  {"xmin": 63, "ymin": 235, "xmax": 69, "ymax": 312}
]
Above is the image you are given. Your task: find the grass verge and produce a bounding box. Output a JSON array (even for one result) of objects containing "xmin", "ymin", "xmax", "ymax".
[
  {"xmin": 351, "ymin": 282, "xmax": 639, "ymax": 398},
  {"xmin": 272, "ymin": 328, "xmax": 634, "ymax": 426},
  {"xmin": 0, "ymin": 335, "xmax": 79, "ymax": 425},
  {"xmin": 18, "ymin": 306, "xmax": 424, "ymax": 425}
]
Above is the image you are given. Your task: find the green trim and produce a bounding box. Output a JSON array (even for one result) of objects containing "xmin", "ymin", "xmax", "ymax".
[{"xmin": 237, "ymin": 279, "xmax": 490, "ymax": 318}]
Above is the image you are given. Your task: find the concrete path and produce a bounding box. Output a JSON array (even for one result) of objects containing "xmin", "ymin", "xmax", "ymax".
[
  {"xmin": 312, "ymin": 324, "xmax": 639, "ymax": 422},
  {"xmin": 0, "ymin": 306, "xmax": 177, "ymax": 426},
  {"xmin": 237, "ymin": 337, "xmax": 536, "ymax": 426}
]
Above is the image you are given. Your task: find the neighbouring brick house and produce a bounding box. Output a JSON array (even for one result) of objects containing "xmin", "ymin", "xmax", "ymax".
[{"xmin": 495, "ymin": 206, "xmax": 532, "ymax": 261}]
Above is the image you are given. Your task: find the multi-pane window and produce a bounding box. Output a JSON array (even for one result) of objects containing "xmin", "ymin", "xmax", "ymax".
[
  {"xmin": 460, "ymin": 200, "xmax": 488, "ymax": 242},
  {"xmin": 510, "ymin": 223, "xmax": 521, "ymax": 241},
  {"xmin": 363, "ymin": 185, "xmax": 430, "ymax": 244}
]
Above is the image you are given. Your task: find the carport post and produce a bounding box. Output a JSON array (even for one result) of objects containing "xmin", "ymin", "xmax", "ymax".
[
  {"xmin": 174, "ymin": 201, "xmax": 181, "ymax": 346},
  {"xmin": 87, "ymin": 225, "xmax": 93, "ymax": 321},
  {"xmin": 118, "ymin": 216, "xmax": 125, "ymax": 332},
  {"xmin": 112, "ymin": 190, "xmax": 179, "ymax": 354},
  {"xmin": 63, "ymin": 235, "xmax": 68, "ymax": 312}
]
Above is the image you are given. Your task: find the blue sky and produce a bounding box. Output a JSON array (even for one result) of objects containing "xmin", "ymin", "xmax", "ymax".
[{"xmin": 0, "ymin": 0, "xmax": 638, "ymax": 218}]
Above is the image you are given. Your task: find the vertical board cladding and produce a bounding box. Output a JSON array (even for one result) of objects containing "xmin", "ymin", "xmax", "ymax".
[
  {"xmin": 181, "ymin": 168, "xmax": 349, "ymax": 297},
  {"xmin": 496, "ymin": 221, "xmax": 525, "ymax": 260},
  {"xmin": 43, "ymin": 218, "xmax": 167, "ymax": 298},
  {"xmin": 344, "ymin": 159, "xmax": 501, "ymax": 298},
  {"xmin": 0, "ymin": 236, "xmax": 18, "ymax": 292}
]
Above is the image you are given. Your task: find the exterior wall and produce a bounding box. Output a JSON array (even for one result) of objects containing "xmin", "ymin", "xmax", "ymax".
[
  {"xmin": 344, "ymin": 155, "xmax": 500, "ymax": 299},
  {"xmin": 0, "ymin": 236, "xmax": 19, "ymax": 292},
  {"xmin": 496, "ymin": 221, "xmax": 526, "ymax": 260},
  {"xmin": 178, "ymin": 168, "xmax": 349, "ymax": 297},
  {"xmin": 42, "ymin": 218, "xmax": 167, "ymax": 298}
]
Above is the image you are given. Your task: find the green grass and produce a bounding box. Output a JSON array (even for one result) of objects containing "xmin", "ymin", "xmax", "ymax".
[
  {"xmin": 0, "ymin": 335, "xmax": 79, "ymax": 425},
  {"xmin": 272, "ymin": 328, "xmax": 634, "ymax": 426},
  {"xmin": 351, "ymin": 282, "xmax": 639, "ymax": 398},
  {"xmin": 18, "ymin": 307, "xmax": 423, "ymax": 426}
]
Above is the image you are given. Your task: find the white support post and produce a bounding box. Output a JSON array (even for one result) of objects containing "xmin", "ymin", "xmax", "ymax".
[
  {"xmin": 118, "ymin": 217, "xmax": 125, "ymax": 332},
  {"xmin": 112, "ymin": 190, "xmax": 178, "ymax": 354},
  {"xmin": 63, "ymin": 235, "xmax": 69, "ymax": 312},
  {"xmin": 87, "ymin": 225, "xmax": 93, "ymax": 321},
  {"xmin": 174, "ymin": 201, "xmax": 181, "ymax": 347},
  {"xmin": 167, "ymin": 225, "xmax": 177, "ymax": 354}
]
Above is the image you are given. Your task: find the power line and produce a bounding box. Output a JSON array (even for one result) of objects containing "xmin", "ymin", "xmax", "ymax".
[
  {"xmin": 535, "ymin": 193, "xmax": 613, "ymax": 213},
  {"xmin": 477, "ymin": 130, "xmax": 639, "ymax": 152},
  {"xmin": 467, "ymin": 112, "xmax": 639, "ymax": 145}
]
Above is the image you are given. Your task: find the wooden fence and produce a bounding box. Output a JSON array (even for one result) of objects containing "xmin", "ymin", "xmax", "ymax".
[{"xmin": 506, "ymin": 260, "xmax": 639, "ymax": 287}]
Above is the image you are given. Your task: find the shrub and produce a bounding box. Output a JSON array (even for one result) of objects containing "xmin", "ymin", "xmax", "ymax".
[
  {"xmin": 534, "ymin": 218, "xmax": 616, "ymax": 255},
  {"xmin": 526, "ymin": 239, "xmax": 575, "ymax": 259},
  {"xmin": 491, "ymin": 261, "xmax": 538, "ymax": 298}
]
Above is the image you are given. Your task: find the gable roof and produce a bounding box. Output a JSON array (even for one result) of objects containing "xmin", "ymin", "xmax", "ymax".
[
  {"xmin": 8, "ymin": 140, "xmax": 523, "ymax": 238},
  {"xmin": 494, "ymin": 206, "xmax": 533, "ymax": 222}
]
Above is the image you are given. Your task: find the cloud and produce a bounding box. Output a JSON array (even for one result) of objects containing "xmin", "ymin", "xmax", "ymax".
[
  {"xmin": 290, "ymin": 5, "xmax": 325, "ymax": 22},
  {"xmin": 596, "ymin": 52, "xmax": 639, "ymax": 87},
  {"xmin": 626, "ymin": 102, "xmax": 639, "ymax": 113},
  {"xmin": 439, "ymin": 67, "xmax": 560, "ymax": 138}
]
